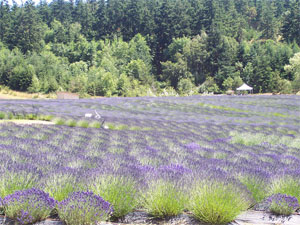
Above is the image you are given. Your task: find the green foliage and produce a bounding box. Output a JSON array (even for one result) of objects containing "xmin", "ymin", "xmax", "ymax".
[
  {"xmin": 96, "ymin": 72, "xmax": 117, "ymax": 97},
  {"xmin": 189, "ymin": 181, "xmax": 252, "ymax": 224},
  {"xmin": 126, "ymin": 59, "xmax": 151, "ymax": 83},
  {"xmin": 142, "ymin": 180, "xmax": 187, "ymax": 218},
  {"xmin": 7, "ymin": 112, "xmax": 14, "ymax": 120},
  {"xmin": 0, "ymin": 0, "xmax": 299, "ymax": 95},
  {"xmin": 9, "ymin": 64, "xmax": 35, "ymax": 91},
  {"xmin": 89, "ymin": 175, "xmax": 137, "ymax": 218},
  {"xmin": 269, "ymin": 198, "xmax": 298, "ymax": 216},
  {"xmin": 28, "ymin": 74, "xmax": 41, "ymax": 93},
  {"xmin": 0, "ymin": 111, "xmax": 5, "ymax": 119},
  {"xmin": 238, "ymin": 176, "xmax": 268, "ymax": 203},
  {"xmin": 38, "ymin": 115, "xmax": 54, "ymax": 121},
  {"xmin": 43, "ymin": 173, "xmax": 79, "ymax": 201},
  {"xmin": 177, "ymin": 78, "xmax": 196, "ymax": 96},
  {"xmin": 77, "ymin": 120, "xmax": 89, "ymax": 128},
  {"xmin": 116, "ymin": 73, "xmax": 132, "ymax": 96},
  {"xmin": 3, "ymin": 190, "xmax": 54, "ymax": 225},
  {"xmin": 269, "ymin": 177, "xmax": 300, "ymax": 202},
  {"xmin": 89, "ymin": 121, "xmax": 101, "ymax": 128},
  {"xmin": 162, "ymin": 54, "xmax": 192, "ymax": 89},
  {"xmin": 0, "ymin": 171, "xmax": 38, "ymax": 198},
  {"xmin": 199, "ymin": 77, "xmax": 219, "ymax": 94},
  {"xmin": 223, "ymin": 77, "xmax": 234, "ymax": 91},
  {"xmin": 26, "ymin": 113, "xmax": 38, "ymax": 120},
  {"xmin": 66, "ymin": 119, "xmax": 77, "ymax": 127},
  {"xmin": 54, "ymin": 118, "xmax": 65, "ymax": 126},
  {"xmin": 230, "ymin": 132, "xmax": 300, "ymax": 148},
  {"xmin": 9, "ymin": 0, "xmax": 45, "ymax": 53},
  {"xmin": 285, "ymin": 52, "xmax": 300, "ymax": 93}
]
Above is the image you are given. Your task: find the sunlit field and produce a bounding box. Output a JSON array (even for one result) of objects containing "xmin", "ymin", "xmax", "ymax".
[{"xmin": 0, "ymin": 95, "xmax": 299, "ymax": 224}]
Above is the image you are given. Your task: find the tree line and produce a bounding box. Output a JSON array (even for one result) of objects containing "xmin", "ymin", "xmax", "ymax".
[{"xmin": 0, "ymin": 0, "xmax": 300, "ymax": 96}]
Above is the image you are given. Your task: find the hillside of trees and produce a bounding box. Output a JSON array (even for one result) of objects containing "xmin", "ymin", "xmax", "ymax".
[{"xmin": 0, "ymin": 0, "xmax": 300, "ymax": 96}]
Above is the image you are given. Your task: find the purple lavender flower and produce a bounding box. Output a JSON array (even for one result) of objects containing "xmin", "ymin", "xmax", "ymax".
[
  {"xmin": 3, "ymin": 188, "xmax": 56, "ymax": 224},
  {"xmin": 57, "ymin": 191, "xmax": 113, "ymax": 225},
  {"xmin": 267, "ymin": 193, "xmax": 299, "ymax": 215}
]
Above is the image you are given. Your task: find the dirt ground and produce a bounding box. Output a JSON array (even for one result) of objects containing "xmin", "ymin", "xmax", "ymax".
[{"xmin": 0, "ymin": 120, "xmax": 55, "ymax": 125}]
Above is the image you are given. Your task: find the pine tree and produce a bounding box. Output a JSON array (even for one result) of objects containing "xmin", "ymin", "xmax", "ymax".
[
  {"xmin": 9, "ymin": 0, "xmax": 44, "ymax": 53},
  {"xmin": 0, "ymin": 0, "xmax": 11, "ymax": 44},
  {"xmin": 282, "ymin": 0, "xmax": 300, "ymax": 45}
]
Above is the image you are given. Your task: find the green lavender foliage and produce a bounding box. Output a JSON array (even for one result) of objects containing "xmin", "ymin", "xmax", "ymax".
[
  {"xmin": 89, "ymin": 175, "xmax": 138, "ymax": 218},
  {"xmin": 189, "ymin": 181, "xmax": 253, "ymax": 224},
  {"xmin": 142, "ymin": 180, "xmax": 187, "ymax": 218}
]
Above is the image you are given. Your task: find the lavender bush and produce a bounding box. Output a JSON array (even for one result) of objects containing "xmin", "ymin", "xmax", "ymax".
[
  {"xmin": 0, "ymin": 168, "xmax": 40, "ymax": 198},
  {"xmin": 189, "ymin": 179, "xmax": 253, "ymax": 224},
  {"xmin": 88, "ymin": 175, "xmax": 137, "ymax": 218},
  {"xmin": 269, "ymin": 176, "xmax": 300, "ymax": 202},
  {"xmin": 142, "ymin": 179, "xmax": 187, "ymax": 218},
  {"xmin": 268, "ymin": 194, "xmax": 299, "ymax": 215},
  {"xmin": 3, "ymin": 188, "xmax": 56, "ymax": 224},
  {"xmin": 42, "ymin": 172, "xmax": 80, "ymax": 201},
  {"xmin": 57, "ymin": 191, "xmax": 113, "ymax": 225}
]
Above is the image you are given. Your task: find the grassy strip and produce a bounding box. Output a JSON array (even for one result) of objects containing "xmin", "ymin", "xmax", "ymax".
[{"xmin": 198, "ymin": 103, "xmax": 249, "ymax": 113}]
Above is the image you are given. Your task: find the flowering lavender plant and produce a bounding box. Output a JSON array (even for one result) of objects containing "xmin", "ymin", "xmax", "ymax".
[
  {"xmin": 42, "ymin": 172, "xmax": 79, "ymax": 201},
  {"xmin": 89, "ymin": 175, "xmax": 137, "ymax": 219},
  {"xmin": 0, "ymin": 169, "xmax": 39, "ymax": 198},
  {"xmin": 269, "ymin": 176, "xmax": 300, "ymax": 202},
  {"xmin": 142, "ymin": 179, "xmax": 187, "ymax": 218},
  {"xmin": 189, "ymin": 179, "xmax": 253, "ymax": 224},
  {"xmin": 268, "ymin": 194, "xmax": 299, "ymax": 216},
  {"xmin": 3, "ymin": 188, "xmax": 56, "ymax": 224},
  {"xmin": 57, "ymin": 191, "xmax": 113, "ymax": 225}
]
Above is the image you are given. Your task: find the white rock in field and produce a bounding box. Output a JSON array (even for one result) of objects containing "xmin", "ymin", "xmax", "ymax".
[{"xmin": 85, "ymin": 113, "xmax": 93, "ymax": 118}]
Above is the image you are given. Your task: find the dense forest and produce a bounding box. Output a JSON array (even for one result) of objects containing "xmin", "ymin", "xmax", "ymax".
[{"xmin": 0, "ymin": 0, "xmax": 300, "ymax": 96}]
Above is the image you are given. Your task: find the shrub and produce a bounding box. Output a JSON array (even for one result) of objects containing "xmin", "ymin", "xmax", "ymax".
[
  {"xmin": 38, "ymin": 115, "xmax": 54, "ymax": 121},
  {"xmin": 0, "ymin": 112, "xmax": 5, "ymax": 119},
  {"xmin": 7, "ymin": 112, "xmax": 14, "ymax": 120},
  {"xmin": 3, "ymin": 188, "xmax": 56, "ymax": 224},
  {"xmin": 90, "ymin": 121, "xmax": 101, "ymax": 128},
  {"xmin": 42, "ymin": 173, "xmax": 79, "ymax": 201},
  {"xmin": 89, "ymin": 175, "xmax": 137, "ymax": 219},
  {"xmin": 238, "ymin": 175, "xmax": 268, "ymax": 203},
  {"xmin": 77, "ymin": 120, "xmax": 89, "ymax": 128},
  {"xmin": 177, "ymin": 78, "xmax": 196, "ymax": 96},
  {"xmin": 142, "ymin": 180, "xmax": 187, "ymax": 218},
  {"xmin": 57, "ymin": 191, "xmax": 113, "ymax": 225},
  {"xmin": 269, "ymin": 176, "xmax": 300, "ymax": 202},
  {"xmin": 26, "ymin": 114, "xmax": 38, "ymax": 120},
  {"xmin": 189, "ymin": 180, "xmax": 252, "ymax": 224},
  {"xmin": 54, "ymin": 118, "xmax": 65, "ymax": 125},
  {"xmin": 66, "ymin": 119, "xmax": 77, "ymax": 127},
  {"xmin": 267, "ymin": 194, "xmax": 299, "ymax": 216},
  {"xmin": 0, "ymin": 171, "xmax": 39, "ymax": 198}
]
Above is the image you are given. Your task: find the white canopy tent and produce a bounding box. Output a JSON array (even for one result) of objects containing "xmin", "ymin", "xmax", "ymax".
[{"xmin": 236, "ymin": 83, "xmax": 253, "ymax": 94}]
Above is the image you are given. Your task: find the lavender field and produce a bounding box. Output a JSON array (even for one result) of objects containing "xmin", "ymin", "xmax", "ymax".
[{"xmin": 0, "ymin": 95, "xmax": 300, "ymax": 224}]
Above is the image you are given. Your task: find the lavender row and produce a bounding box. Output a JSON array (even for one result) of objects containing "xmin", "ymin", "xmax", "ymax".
[{"xmin": 0, "ymin": 96, "xmax": 299, "ymax": 224}]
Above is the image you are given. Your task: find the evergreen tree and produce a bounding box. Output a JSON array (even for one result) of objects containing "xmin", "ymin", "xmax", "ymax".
[
  {"xmin": 282, "ymin": 0, "xmax": 300, "ymax": 45},
  {"xmin": 9, "ymin": 0, "xmax": 44, "ymax": 53},
  {"xmin": 0, "ymin": 0, "xmax": 11, "ymax": 44}
]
